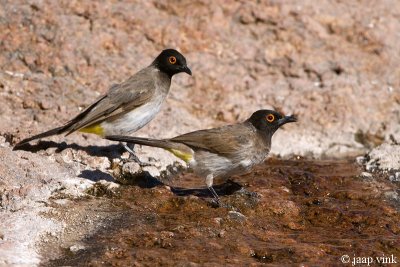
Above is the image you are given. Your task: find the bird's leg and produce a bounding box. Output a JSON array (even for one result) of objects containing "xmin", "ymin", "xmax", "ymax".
[
  {"xmin": 207, "ymin": 185, "xmax": 238, "ymax": 210},
  {"xmin": 206, "ymin": 174, "xmax": 221, "ymax": 205},
  {"xmin": 121, "ymin": 142, "xmax": 151, "ymax": 167},
  {"xmin": 208, "ymin": 186, "xmax": 221, "ymax": 204},
  {"xmin": 205, "ymin": 175, "xmax": 239, "ymax": 210}
]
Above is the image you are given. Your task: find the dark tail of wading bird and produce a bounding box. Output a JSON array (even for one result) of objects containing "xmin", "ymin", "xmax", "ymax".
[
  {"xmin": 12, "ymin": 49, "xmax": 192, "ymax": 164},
  {"xmin": 106, "ymin": 109, "xmax": 297, "ymax": 206}
]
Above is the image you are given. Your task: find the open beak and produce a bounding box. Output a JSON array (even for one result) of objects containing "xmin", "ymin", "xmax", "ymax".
[
  {"xmin": 181, "ymin": 65, "xmax": 192, "ymax": 75},
  {"xmin": 278, "ymin": 114, "xmax": 297, "ymax": 126}
]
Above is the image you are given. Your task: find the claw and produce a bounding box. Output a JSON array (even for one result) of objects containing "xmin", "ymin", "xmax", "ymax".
[
  {"xmin": 207, "ymin": 197, "xmax": 238, "ymax": 211},
  {"xmin": 121, "ymin": 142, "xmax": 151, "ymax": 167},
  {"xmin": 208, "ymin": 186, "xmax": 220, "ymax": 202},
  {"xmin": 121, "ymin": 156, "xmax": 152, "ymax": 167}
]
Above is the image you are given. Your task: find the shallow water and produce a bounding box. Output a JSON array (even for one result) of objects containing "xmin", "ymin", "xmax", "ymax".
[{"xmin": 46, "ymin": 158, "xmax": 400, "ymax": 266}]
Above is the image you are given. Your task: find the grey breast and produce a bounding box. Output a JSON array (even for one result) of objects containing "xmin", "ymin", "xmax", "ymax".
[
  {"xmin": 98, "ymin": 68, "xmax": 172, "ymax": 135},
  {"xmin": 188, "ymin": 123, "xmax": 271, "ymax": 179}
]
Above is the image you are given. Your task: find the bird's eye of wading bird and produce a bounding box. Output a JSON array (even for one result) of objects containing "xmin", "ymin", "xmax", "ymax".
[
  {"xmin": 13, "ymin": 49, "xmax": 192, "ymax": 165},
  {"xmin": 106, "ymin": 109, "xmax": 297, "ymax": 205}
]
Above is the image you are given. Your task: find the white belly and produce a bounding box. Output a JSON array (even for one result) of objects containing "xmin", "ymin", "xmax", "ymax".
[
  {"xmin": 190, "ymin": 149, "xmax": 267, "ymax": 180},
  {"xmin": 190, "ymin": 151, "xmax": 236, "ymax": 178},
  {"xmin": 101, "ymin": 97, "xmax": 163, "ymax": 135}
]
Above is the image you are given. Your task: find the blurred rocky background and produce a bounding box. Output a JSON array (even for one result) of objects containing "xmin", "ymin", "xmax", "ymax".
[{"xmin": 0, "ymin": 0, "xmax": 399, "ymax": 265}]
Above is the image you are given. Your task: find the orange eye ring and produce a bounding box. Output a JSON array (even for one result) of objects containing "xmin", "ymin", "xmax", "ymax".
[
  {"xmin": 169, "ymin": 56, "xmax": 177, "ymax": 64},
  {"xmin": 266, "ymin": 114, "xmax": 275, "ymax": 122}
]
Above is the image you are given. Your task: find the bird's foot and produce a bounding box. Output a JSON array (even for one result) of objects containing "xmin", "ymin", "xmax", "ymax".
[
  {"xmin": 121, "ymin": 154, "xmax": 152, "ymax": 167},
  {"xmin": 208, "ymin": 197, "xmax": 222, "ymax": 208},
  {"xmin": 121, "ymin": 142, "xmax": 152, "ymax": 167},
  {"xmin": 207, "ymin": 198, "xmax": 238, "ymax": 211},
  {"xmin": 236, "ymin": 188, "xmax": 260, "ymax": 199},
  {"xmin": 207, "ymin": 186, "xmax": 221, "ymax": 206}
]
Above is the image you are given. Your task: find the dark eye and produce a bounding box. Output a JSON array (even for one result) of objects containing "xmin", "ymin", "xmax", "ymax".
[
  {"xmin": 169, "ymin": 56, "xmax": 177, "ymax": 64},
  {"xmin": 266, "ymin": 114, "xmax": 275, "ymax": 122}
]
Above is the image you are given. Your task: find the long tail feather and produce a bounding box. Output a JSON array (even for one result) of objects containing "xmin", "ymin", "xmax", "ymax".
[
  {"xmin": 106, "ymin": 135, "xmax": 194, "ymax": 162},
  {"xmin": 106, "ymin": 135, "xmax": 175, "ymax": 150},
  {"xmin": 13, "ymin": 94, "xmax": 108, "ymax": 150},
  {"xmin": 13, "ymin": 125, "xmax": 68, "ymax": 150}
]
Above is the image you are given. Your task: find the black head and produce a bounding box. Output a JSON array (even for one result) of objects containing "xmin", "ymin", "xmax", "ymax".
[
  {"xmin": 152, "ymin": 49, "xmax": 191, "ymax": 77},
  {"xmin": 247, "ymin": 109, "xmax": 297, "ymax": 136}
]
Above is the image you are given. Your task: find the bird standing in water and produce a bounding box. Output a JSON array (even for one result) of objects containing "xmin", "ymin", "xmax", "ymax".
[{"xmin": 106, "ymin": 109, "xmax": 297, "ymax": 204}]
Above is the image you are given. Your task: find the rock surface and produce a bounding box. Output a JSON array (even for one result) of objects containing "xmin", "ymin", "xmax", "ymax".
[
  {"xmin": 363, "ymin": 142, "xmax": 400, "ymax": 172},
  {"xmin": 0, "ymin": 0, "xmax": 399, "ymax": 265},
  {"xmin": 47, "ymin": 160, "xmax": 400, "ymax": 266}
]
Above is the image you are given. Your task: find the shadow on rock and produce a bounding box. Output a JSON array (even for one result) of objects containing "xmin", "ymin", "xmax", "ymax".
[
  {"xmin": 78, "ymin": 169, "xmax": 115, "ymax": 182},
  {"xmin": 113, "ymin": 168, "xmax": 164, "ymax": 188},
  {"xmin": 115, "ymin": 164, "xmax": 243, "ymax": 198},
  {"xmin": 13, "ymin": 140, "xmax": 123, "ymax": 159},
  {"xmin": 171, "ymin": 180, "xmax": 243, "ymax": 198}
]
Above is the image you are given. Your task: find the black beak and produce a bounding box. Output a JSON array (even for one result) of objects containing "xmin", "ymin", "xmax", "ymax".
[
  {"xmin": 181, "ymin": 65, "xmax": 192, "ymax": 75},
  {"xmin": 278, "ymin": 114, "xmax": 297, "ymax": 126}
]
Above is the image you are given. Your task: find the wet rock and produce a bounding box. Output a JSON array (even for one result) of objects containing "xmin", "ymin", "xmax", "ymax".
[
  {"xmin": 360, "ymin": 171, "xmax": 373, "ymax": 179},
  {"xmin": 110, "ymin": 161, "xmax": 156, "ymax": 186},
  {"xmin": 212, "ymin": 217, "xmax": 224, "ymax": 226},
  {"xmin": 69, "ymin": 244, "xmax": 85, "ymax": 253},
  {"xmin": 389, "ymin": 172, "xmax": 400, "ymax": 182},
  {"xmin": 361, "ymin": 142, "xmax": 400, "ymax": 182},
  {"xmin": 160, "ymin": 231, "xmax": 174, "ymax": 239},
  {"xmin": 227, "ymin": 211, "xmax": 246, "ymax": 222},
  {"xmin": 287, "ymin": 222, "xmax": 305, "ymax": 230},
  {"xmin": 384, "ymin": 191, "xmax": 399, "ymax": 202},
  {"xmin": 85, "ymin": 180, "xmax": 119, "ymax": 197},
  {"xmin": 365, "ymin": 160, "xmax": 378, "ymax": 172},
  {"xmin": 217, "ymin": 230, "xmax": 226, "ymax": 238},
  {"xmin": 43, "ymin": 160, "xmax": 400, "ymax": 266},
  {"xmin": 365, "ymin": 143, "xmax": 400, "ymax": 171},
  {"xmin": 356, "ymin": 156, "xmax": 367, "ymax": 165}
]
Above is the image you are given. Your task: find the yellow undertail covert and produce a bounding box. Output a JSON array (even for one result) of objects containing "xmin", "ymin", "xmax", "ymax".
[
  {"xmin": 166, "ymin": 148, "xmax": 193, "ymax": 163},
  {"xmin": 79, "ymin": 124, "xmax": 104, "ymax": 136}
]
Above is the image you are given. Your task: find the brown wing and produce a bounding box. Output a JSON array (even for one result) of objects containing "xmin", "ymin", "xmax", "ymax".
[
  {"xmin": 65, "ymin": 68, "xmax": 156, "ymax": 134},
  {"xmin": 170, "ymin": 123, "xmax": 254, "ymax": 156}
]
